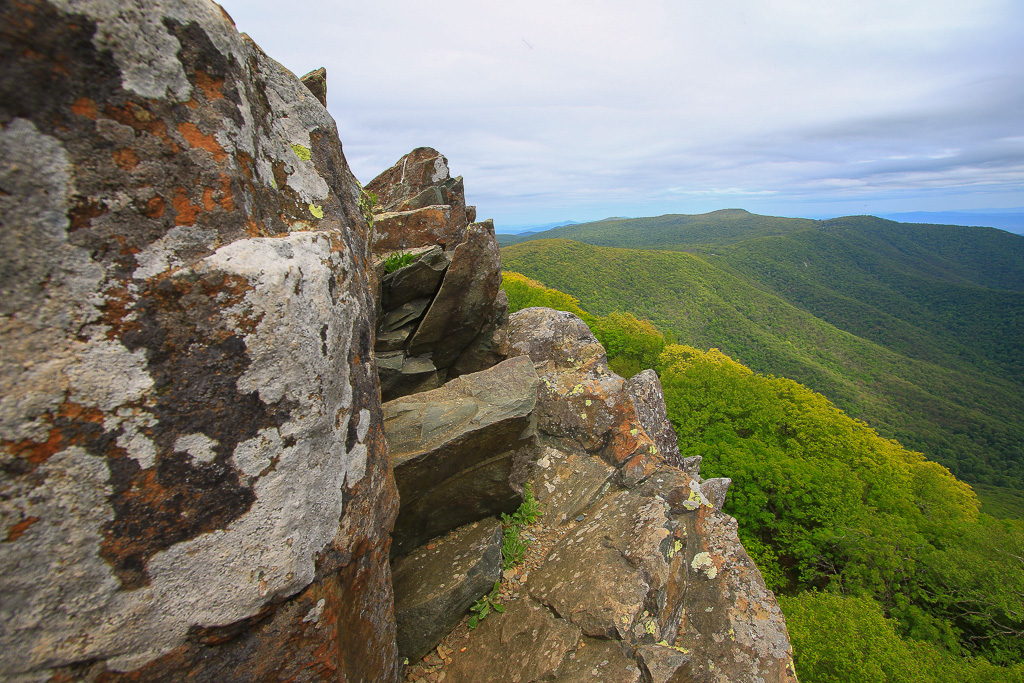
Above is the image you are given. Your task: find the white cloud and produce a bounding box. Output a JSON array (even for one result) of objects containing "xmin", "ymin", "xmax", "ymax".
[{"xmin": 222, "ymin": 0, "xmax": 1024, "ymax": 225}]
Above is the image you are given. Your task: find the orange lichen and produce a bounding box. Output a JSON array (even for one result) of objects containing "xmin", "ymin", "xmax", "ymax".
[
  {"xmin": 177, "ymin": 122, "xmax": 227, "ymax": 162},
  {"xmin": 112, "ymin": 147, "xmax": 140, "ymax": 170},
  {"xmin": 143, "ymin": 195, "xmax": 166, "ymax": 219},
  {"xmin": 2, "ymin": 403, "xmax": 105, "ymax": 467},
  {"xmin": 172, "ymin": 187, "xmax": 201, "ymax": 226},
  {"xmin": 218, "ymin": 174, "xmax": 235, "ymax": 211},
  {"xmin": 195, "ymin": 70, "xmax": 226, "ymax": 101},
  {"xmin": 104, "ymin": 103, "xmax": 176, "ymax": 148},
  {"xmin": 71, "ymin": 96, "xmax": 98, "ymax": 120},
  {"xmin": 5, "ymin": 517, "xmax": 40, "ymax": 543}
]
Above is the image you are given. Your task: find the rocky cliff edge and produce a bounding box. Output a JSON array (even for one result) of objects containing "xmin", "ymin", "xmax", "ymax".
[{"xmin": 0, "ymin": 2, "xmax": 796, "ymax": 681}]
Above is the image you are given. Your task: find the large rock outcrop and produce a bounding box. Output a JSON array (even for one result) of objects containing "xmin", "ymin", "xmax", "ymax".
[
  {"xmin": 0, "ymin": 2, "xmax": 398, "ymax": 680},
  {"xmin": 367, "ymin": 149, "xmax": 507, "ymax": 401},
  {"xmin": 408, "ymin": 308, "xmax": 798, "ymax": 682},
  {"xmin": 1, "ymin": 2, "xmax": 799, "ymax": 680}
]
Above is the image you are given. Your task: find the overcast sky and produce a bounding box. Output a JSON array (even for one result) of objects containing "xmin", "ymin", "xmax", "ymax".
[{"xmin": 221, "ymin": 0, "xmax": 1024, "ymax": 229}]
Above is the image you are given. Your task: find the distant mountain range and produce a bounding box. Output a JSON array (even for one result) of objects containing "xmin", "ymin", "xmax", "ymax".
[
  {"xmin": 499, "ymin": 209, "xmax": 1024, "ymax": 515},
  {"xmin": 497, "ymin": 220, "xmax": 579, "ymax": 235},
  {"xmin": 496, "ymin": 208, "xmax": 1024, "ymax": 244}
]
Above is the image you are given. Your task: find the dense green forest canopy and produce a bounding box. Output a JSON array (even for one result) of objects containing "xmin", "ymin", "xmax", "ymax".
[
  {"xmin": 501, "ymin": 272, "xmax": 1024, "ymax": 682},
  {"xmin": 500, "ymin": 221, "xmax": 1024, "ymax": 508}
]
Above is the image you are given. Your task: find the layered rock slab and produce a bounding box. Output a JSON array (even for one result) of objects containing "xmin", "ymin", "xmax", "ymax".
[
  {"xmin": 0, "ymin": 2, "xmax": 397, "ymax": 680},
  {"xmin": 369, "ymin": 150, "xmax": 504, "ymax": 400},
  {"xmin": 498, "ymin": 307, "xmax": 664, "ymax": 481},
  {"xmin": 393, "ymin": 518, "xmax": 503, "ymax": 662},
  {"xmin": 626, "ymin": 369, "xmax": 684, "ymax": 467},
  {"xmin": 408, "ymin": 220, "xmax": 503, "ymax": 370},
  {"xmin": 384, "ymin": 355, "xmax": 540, "ymax": 557},
  {"xmin": 366, "ymin": 147, "xmax": 472, "ymax": 242},
  {"xmin": 445, "ymin": 598, "xmax": 581, "ymax": 683}
]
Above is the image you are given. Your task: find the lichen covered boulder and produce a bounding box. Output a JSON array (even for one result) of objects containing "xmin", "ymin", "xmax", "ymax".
[{"xmin": 0, "ymin": 1, "xmax": 398, "ymax": 680}]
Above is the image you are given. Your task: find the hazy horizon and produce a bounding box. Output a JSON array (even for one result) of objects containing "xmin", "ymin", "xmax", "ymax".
[{"xmin": 495, "ymin": 207, "xmax": 1024, "ymax": 236}]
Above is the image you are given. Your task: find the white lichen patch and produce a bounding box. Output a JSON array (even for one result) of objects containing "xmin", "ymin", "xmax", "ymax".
[
  {"xmin": 173, "ymin": 433, "xmax": 219, "ymax": 463},
  {"xmin": 0, "ymin": 447, "xmax": 121, "ymax": 673},
  {"xmin": 232, "ymin": 428, "xmax": 284, "ymax": 478},
  {"xmin": 0, "ymin": 119, "xmax": 104, "ymax": 443},
  {"xmin": 691, "ymin": 552, "xmax": 719, "ymax": 579},
  {"xmin": 114, "ymin": 413, "xmax": 158, "ymax": 469},
  {"xmin": 65, "ymin": 339, "xmax": 154, "ymax": 412},
  {"xmin": 303, "ymin": 598, "xmax": 326, "ymax": 624},
  {"xmin": 430, "ymin": 156, "xmax": 449, "ymax": 183},
  {"xmin": 683, "ymin": 479, "xmax": 712, "ymax": 510},
  {"xmin": 51, "ymin": 0, "xmax": 191, "ymax": 101},
  {"xmin": 132, "ymin": 225, "xmax": 215, "ymax": 280}
]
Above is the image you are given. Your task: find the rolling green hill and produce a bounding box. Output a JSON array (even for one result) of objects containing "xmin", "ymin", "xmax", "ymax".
[
  {"xmin": 498, "ymin": 209, "xmax": 817, "ymax": 248},
  {"xmin": 501, "ymin": 234, "xmax": 1024, "ymax": 503}
]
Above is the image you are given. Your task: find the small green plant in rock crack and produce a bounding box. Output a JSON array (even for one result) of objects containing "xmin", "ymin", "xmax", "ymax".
[
  {"xmin": 500, "ymin": 483, "xmax": 542, "ymax": 570},
  {"xmin": 358, "ymin": 188, "xmax": 377, "ymax": 229},
  {"xmin": 468, "ymin": 580, "xmax": 503, "ymax": 629},
  {"xmin": 384, "ymin": 251, "xmax": 418, "ymax": 274}
]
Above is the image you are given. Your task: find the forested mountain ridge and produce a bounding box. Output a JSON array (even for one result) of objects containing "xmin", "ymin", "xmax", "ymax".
[{"xmin": 500, "ymin": 224, "xmax": 1024, "ymax": 505}]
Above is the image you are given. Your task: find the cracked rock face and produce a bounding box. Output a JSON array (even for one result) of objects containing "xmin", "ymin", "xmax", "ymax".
[
  {"xmin": 384, "ymin": 355, "xmax": 540, "ymax": 557},
  {"xmin": 0, "ymin": 1, "xmax": 397, "ymax": 680},
  {"xmin": 392, "ymin": 518, "xmax": 503, "ymax": 662},
  {"xmin": 368, "ymin": 148, "xmax": 505, "ymax": 400},
  {"xmin": 438, "ymin": 307, "xmax": 798, "ymax": 683}
]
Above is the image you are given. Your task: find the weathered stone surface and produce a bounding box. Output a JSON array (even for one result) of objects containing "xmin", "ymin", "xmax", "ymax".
[
  {"xmin": 635, "ymin": 644, "xmax": 692, "ymax": 683},
  {"xmin": 450, "ymin": 288, "xmax": 510, "ymax": 378},
  {"xmin": 378, "ymin": 351, "xmax": 444, "ymax": 402},
  {"xmin": 382, "ymin": 245, "xmax": 449, "ymax": 309},
  {"xmin": 367, "ymin": 147, "xmax": 449, "ymax": 212},
  {"xmin": 300, "ymin": 66, "xmax": 327, "ymax": 107},
  {"xmin": 372, "ymin": 205, "xmax": 457, "ymax": 253},
  {"xmin": 701, "ymin": 476, "xmax": 732, "ymax": 512},
  {"xmin": 408, "ymin": 220, "xmax": 502, "ymax": 369},
  {"xmin": 626, "ymin": 369, "xmax": 683, "ymax": 466},
  {"xmin": 499, "ymin": 308, "xmax": 664, "ymax": 482},
  {"xmin": 381, "ymin": 298, "xmax": 431, "ymax": 332},
  {"xmin": 385, "ymin": 356, "xmax": 540, "ymax": 556},
  {"xmin": 662, "ymin": 475, "xmax": 717, "ymax": 514},
  {"xmin": 393, "ymin": 518, "xmax": 503, "ymax": 662},
  {"xmin": 680, "ymin": 454, "xmax": 703, "ymax": 476},
  {"xmin": 376, "ymin": 323, "xmax": 416, "ymax": 352},
  {"xmin": 670, "ymin": 506, "xmax": 797, "ymax": 682},
  {"xmin": 0, "ymin": 2, "xmax": 397, "ymax": 680},
  {"xmin": 552, "ymin": 638, "xmax": 642, "ymax": 683},
  {"xmin": 445, "ymin": 598, "xmax": 581, "ymax": 683},
  {"xmin": 529, "ymin": 489, "xmax": 666, "ymax": 640},
  {"xmin": 366, "ymin": 148, "xmax": 469, "ymax": 242},
  {"xmin": 531, "ymin": 444, "xmax": 614, "ymax": 524}
]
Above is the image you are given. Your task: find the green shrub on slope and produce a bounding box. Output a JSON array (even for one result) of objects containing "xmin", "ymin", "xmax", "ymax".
[
  {"xmin": 501, "ymin": 272, "xmax": 666, "ymax": 378},
  {"xmin": 782, "ymin": 592, "xmax": 1024, "ymax": 683},
  {"xmin": 657, "ymin": 344, "xmax": 1024, "ymax": 667}
]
